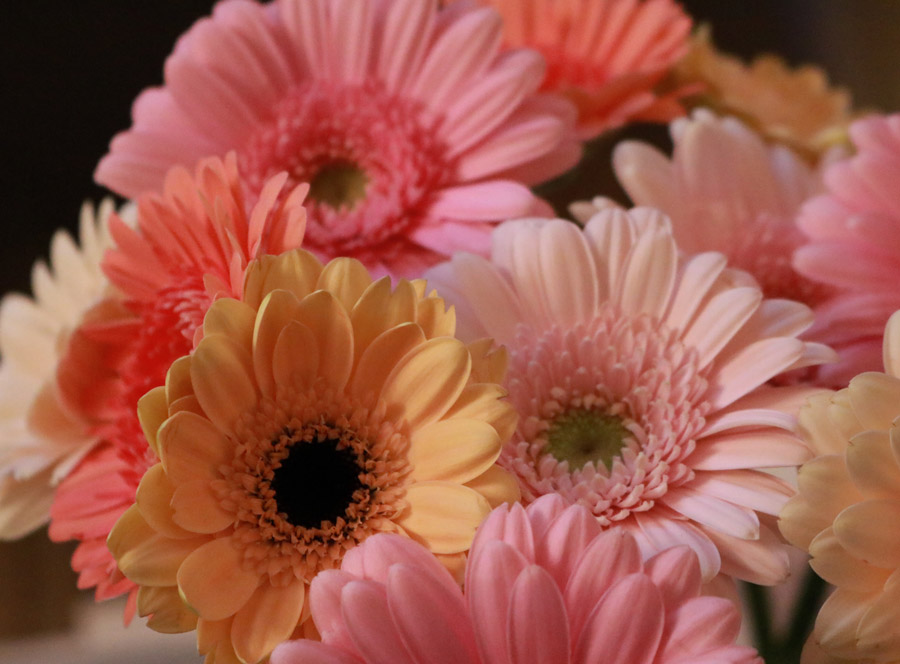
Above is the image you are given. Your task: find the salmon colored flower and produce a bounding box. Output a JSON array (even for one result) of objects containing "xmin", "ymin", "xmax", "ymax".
[
  {"xmin": 780, "ymin": 311, "xmax": 900, "ymax": 664},
  {"xmin": 95, "ymin": 0, "xmax": 580, "ymax": 277},
  {"xmin": 108, "ymin": 249, "xmax": 518, "ymax": 664},
  {"xmin": 0, "ymin": 201, "xmax": 122, "ymax": 539},
  {"xmin": 468, "ymin": 0, "xmax": 694, "ymax": 139},
  {"xmin": 427, "ymin": 209, "xmax": 833, "ymax": 584},
  {"xmin": 273, "ymin": 497, "xmax": 762, "ymax": 664},
  {"xmin": 48, "ymin": 154, "xmax": 308, "ymax": 621}
]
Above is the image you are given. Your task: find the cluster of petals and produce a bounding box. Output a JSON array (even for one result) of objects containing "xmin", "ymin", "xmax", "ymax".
[
  {"xmin": 94, "ymin": 0, "xmax": 580, "ymax": 277},
  {"xmin": 273, "ymin": 496, "xmax": 762, "ymax": 664},
  {"xmin": 427, "ymin": 207, "xmax": 834, "ymax": 584},
  {"xmin": 609, "ymin": 110, "xmax": 837, "ymax": 382},
  {"xmin": 0, "ymin": 201, "xmax": 120, "ymax": 539},
  {"xmin": 780, "ymin": 310, "xmax": 900, "ymax": 664},
  {"xmin": 108, "ymin": 248, "xmax": 518, "ymax": 664},
  {"xmin": 47, "ymin": 154, "xmax": 308, "ymax": 618},
  {"xmin": 465, "ymin": 0, "xmax": 693, "ymax": 139},
  {"xmin": 672, "ymin": 28, "xmax": 853, "ymax": 159},
  {"xmin": 794, "ymin": 113, "xmax": 900, "ymax": 387}
]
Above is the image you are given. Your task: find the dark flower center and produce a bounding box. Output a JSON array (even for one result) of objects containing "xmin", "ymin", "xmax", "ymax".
[
  {"xmin": 308, "ymin": 160, "xmax": 369, "ymax": 209},
  {"xmin": 271, "ymin": 438, "xmax": 364, "ymax": 529}
]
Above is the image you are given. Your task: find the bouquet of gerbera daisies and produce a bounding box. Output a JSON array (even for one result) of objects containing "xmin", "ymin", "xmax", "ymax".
[{"xmin": 2, "ymin": 1, "xmax": 898, "ymax": 663}]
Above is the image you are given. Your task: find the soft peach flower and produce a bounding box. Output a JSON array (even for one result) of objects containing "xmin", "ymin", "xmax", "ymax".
[
  {"xmin": 108, "ymin": 249, "xmax": 518, "ymax": 664},
  {"xmin": 794, "ymin": 113, "xmax": 900, "ymax": 387},
  {"xmin": 427, "ymin": 208, "xmax": 834, "ymax": 584},
  {"xmin": 48, "ymin": 155, "xmax": 307, "ymax": 621},
  {"xmin": 780, "ymin": 311, "xmax": 900, "ymax": 664},
  {"xmin": 273, "ymin": 497, "xmax": 762, "ymax": 664},
  {"xmin": 95, "ymin": 0, "xmax": 580, "ymax": 277},
  {"xmin": 466, "ymin": 0, "xmax": 693, "ymax": 139}
]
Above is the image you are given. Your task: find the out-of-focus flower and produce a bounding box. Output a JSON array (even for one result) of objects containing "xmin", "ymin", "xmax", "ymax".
[
  {"xmin": 95, "ymin": 0, "xmax": 580, "ymax": 277},
  {"xmin": 273, "ymin": 497, "xmax": 762, "ymax": 664},
  {"xmin": 670, "ymin": 27, "xmax": 853, "ymax": 159},
  {"xmin": 780, "ymin": 310, "xmax": 900, "ymax": 664},
  {"xmin": 0, "ymin": 201, "xmax": 121, "ymax": 539},
  {"xmin": 794, "ymin": 113, "xmax": 900, "ymax": 387},
  {"xmin": 427, "ymin": 209, "xmax": 833, "ymax": 584},
  {"xmin": 48, "ymin": 154, "xmax": 307, "ymax": 621},
  {"xmin": 467, "ymin": 0, "xmax": 693, "ymax": 139},
  {"xmin": 108, "ymin": 248, "xmax": 518, "ymax": 664}
]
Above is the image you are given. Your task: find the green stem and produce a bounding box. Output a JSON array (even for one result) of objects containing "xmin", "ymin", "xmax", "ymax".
[
  {"xmin": 782, "ymin": 569, "xmax": 828, "ymax": 661},
  {"xmin": 742, "ymin": 582, "xmax": 773, "ymax": 658}
]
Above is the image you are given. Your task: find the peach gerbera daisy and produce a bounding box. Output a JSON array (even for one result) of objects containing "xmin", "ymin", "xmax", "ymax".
[
  {"xmin": 780, "ymin": 311, "xmax": 900, "ymax": 664},
  {"xmin": 48, "ymin": 154, "xmax": 307, "ymax": 620},
  {"xmin": 273, "ymin": 497, "xmax": 762, "ymax": 664},
  {"xmin": 794, "ymin": 113, "xmax": 900, "ymax": 387},
  {"xmin": 0, "ymin": 200, "xmax": 122, "ymax": 539},
  {"xmin": 94, "ymin": 0, "xmax": 580, "ymax": 277},
  {"xmin": 427, "ymin": 209, "xmax": 834, "ymax": 584},
  {"xmin": 468, "ymin": 0, "xmax": 693, "ymax": 139},
  {"xmin": 108, "ymin": 249, "xmax": 518, "ymax": 664},
  {"xmin": 671, "ymin": 27, "xmax": 853, "ymax": 159}
]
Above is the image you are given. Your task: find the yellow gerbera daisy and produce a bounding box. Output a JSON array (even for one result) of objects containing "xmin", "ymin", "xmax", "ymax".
[{"xmin": 108, "ymin": 250, "xmax": 518, "ymax": 664}]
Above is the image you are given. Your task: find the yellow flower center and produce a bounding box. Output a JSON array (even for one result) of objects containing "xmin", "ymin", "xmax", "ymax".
[
  {"xmin": 308, "ymin": 160, "xmax": 369, "ymax": 210},
  {"xmin": 545, "ymin": 408, "xmax": 632, "ymax": 471}
]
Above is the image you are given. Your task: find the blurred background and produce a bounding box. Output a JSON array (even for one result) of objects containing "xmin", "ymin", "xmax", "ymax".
[{"xmin": 1, "ymin": 0, "xmax": 899, "ymax": 661}]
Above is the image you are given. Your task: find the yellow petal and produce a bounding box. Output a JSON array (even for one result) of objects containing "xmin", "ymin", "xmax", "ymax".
[
  {"xmin": 409, "ymin": 419, "xmax": 501, "ymax": 483},
  {"xmin": 847, "ymin": 430, "xmax": 900, "ymax": 500},
  {"xmin": 884, "ymin": 311, "xmax": 900, "ymax": 378},
  {"xmin": 177, "ymin": 537, "xmax": 260, "ymax": 621},
  {"xmin": 252, "ymin": 289, "xmax": 302, "ymax": 397},
  {"xmin": 136, "ymin": 464, "xmax": 194, "ymax": 539},
  {"xmin": 138, "ymin": 585, "xmax": 199, "ymax": 634},
  {"xmin": 834, "ymin": 499, "xmax": 900, "ymax": 568},
  {"xmin": 809, "ymin": 527, "xmax": 890, "ymax": 592},
  {"xmin": 465, "ymin": 465, "xmax": 521, "ymax": 508},
  {"xmin": 158, "ymin": 411, "xmax": 233, "ymax": 485},
  {"xmin": 856, "ymin": 571, "xmax": 900, "ymax": 656},
  {"xmin": 272, "ymin": 321, "xmax": 319, "ymax": 390},
  {"xmin": 204, "ymin": 298, "xmax": 257, "ymax": 351},
  {"xmin": 166, "ymin": 355, "xmax": 195, "ymax": 404},
  {"xmin": 416, "ymin": 295, "xmax": 455, "ymax": 339},
  {"xmin": 294, "ymin": 290, "xmax": 354, "ymax": 391},
  {"xmin": 138, "ymin": 387, "xmax": 168, "ymax": 457},
  {"xmin": 351, "ymin": 278, "xmax": 417, "ymax": 358},
  {"xmin": 380, "ymin": 337, "xmax": 471, "ymax": 429},
  {"xmin": 231, "ymin": 581, "xmax": 306, "ymax": 664},
  {"xmin": 198, "ymin": 617, "xmax": 233, "ymax": 655},
  {"xmin": 191, "ymin": 333, "xmax": 258, "ymax": 433},
  {"xmin": 168, "ymin": 394, "xmax": 205, "ymax": 417},
  {"xmin": 444, "ymin": 383, "xmax": 517, "ymax": 443},
  {"xmin": 848, "ymin": 372, "xmax": 900, "ymax": 431},
  {"xmin": 397, "ymin": 481, "xmax": 491, "ymax": 554},
  {"xmin": 350, "ymin": 323, "xmax": 426, "ymax": 399},
  {"xmin": 171, "ymin": 480, "xmax": 234, "ymax": 534},
  {"xmin": 243, "ymin": 250, "xmax": 323, "ymax": 310},
  {"xmin": 466, "ymin": 339, "xmax": 508, "ymax": 385},
  {"xmin": 315, "ymin": 257, "xmax": 372, "ymax": 311}
]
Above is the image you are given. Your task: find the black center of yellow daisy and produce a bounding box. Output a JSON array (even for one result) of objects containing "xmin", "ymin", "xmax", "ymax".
[
  {"xmin": 545, "ymin": 409, "xmax": 632, "ymax": 471},
  {"xmin": 308, "ymin": 160, "xmax": 369, "ymax": 209},
  {"xmin": 271, "ymin": 438, "xmax": 364, "ymax": 529}
]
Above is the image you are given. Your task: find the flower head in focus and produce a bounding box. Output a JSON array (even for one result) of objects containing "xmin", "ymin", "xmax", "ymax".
[
  {"xmin": 427, "ymin": 209, "xmax": 832, "ymax": 584},
  {"xmin": 273, "ymin": 497, "xmax": 762, "ymax": 664},
  {"xmin": 0, "ymin": 201, "xmax": 120, "ymax": 540},
  {"xmin": 95, "ymin": 0, "xmax": 580, "ymax": 277},
  {"xmin": 108, "ymin": 248, "xmax": 518, "ymax": 664},
  {"xmin": 48, "ymin": 154, "xmax": 307, "ymax": 621},
  {"xmin": 780, "ymin": 311, "xmax": 900, "ymax": 664},
  {"xmin": 470, "ymin": 0, "xmax": 694, "ymax": 139},
  {"xmin": 794, "ymin": 113, "xmax": 900, "ymax": 386}
]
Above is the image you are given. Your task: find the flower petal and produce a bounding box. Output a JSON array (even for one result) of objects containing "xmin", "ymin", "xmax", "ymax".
[
  {"xmin": 177, "ymin": 537, "xmax": 260, "ymax": 621},
  {"xmin": 398, "ymin": 482, "xmax": 491, "ymax": 554},
  {"xmin": 409, "ymin": 418, "xmax": 501, "ymax": 484},
  {"xmin": 231, "ymin": 581, "xmax": 306, "ymax": 664},
  {"xmin": 191, "ymin": 333, "xmax": 258, "ymax": 433}
]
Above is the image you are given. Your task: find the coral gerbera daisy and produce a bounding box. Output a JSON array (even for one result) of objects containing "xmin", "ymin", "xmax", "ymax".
[
  {"xmin": 48, "ymin": 154, "xmax": 308, "ymax": 619},
  {"xmin": 272, "ymin": 497, "xmax": 762, "ymax": 664},
  {"xmin": 780, "ymin": 310, "xmax": 900, "ymax": 664},
  {"xmin": 108, "ymin": 248, "xmax": 518, "ymax": 664},
  {"xmin": 794, "ymin": 113, "xmax": 900, "ymax": 387},
  {"xmin": 94, "ymin": 0, "xmax": 580, "ymax": 277},
  {"xmin": 467, "ymin": 0, "xmax": 694, "ymax": 139},
  {"xmin": 0, "ymin": 200, "xmax": 122, "ymax": 539},
  {"xmin": 427, "ymin": 208, "xmax": 834, "ymax": 584}
]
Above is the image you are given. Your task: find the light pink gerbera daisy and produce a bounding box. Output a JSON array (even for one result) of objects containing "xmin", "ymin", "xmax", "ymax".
[
  {"xmin": 47, "ymin": 154, "xmax": 307, "ymax": 620},
  {"xmin": 426, "ymin": 209, "xmax": 835, "ymax": 583},
  {"xmin": 793, "ymin": 113, "xmax": 900, "ymax": 386},
  {"xmin": 272, "ymin": 497, "xmax": 762, "ymax": 664},
  {"xmin": 94, "ymin": 0, "xmax": 580, "ymax": 277}
]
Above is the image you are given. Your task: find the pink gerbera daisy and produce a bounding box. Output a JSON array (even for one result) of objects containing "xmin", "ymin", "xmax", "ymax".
[
  {"xmin": 793, "ymin": 113, "xmax": 900, "ymax": 385},
  {"xmin": 272, "ymin": 497, "xmax": 762, "ymax": 664},
  {"xmin": 47, "ymin": 154, "xmax": 307, "ymax": 620},
  {"xmin": 426, "ymin": 209, "xmax": 835, "ymax": 583},
  {"xmin": 94, "ymin": 0, "xmax": 580, "ymax": 277}
]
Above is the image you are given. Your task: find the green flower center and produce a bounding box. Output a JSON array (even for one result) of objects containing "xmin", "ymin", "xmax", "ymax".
[
  {"xmin": 308, "ymin": 160, "xmax": 369, "ymax": 209},
  {"xmin": 545, "ymin": 409, "xmax": 631, "ymax": 471}
]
